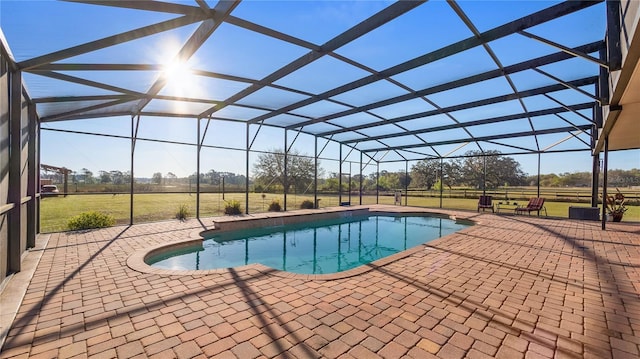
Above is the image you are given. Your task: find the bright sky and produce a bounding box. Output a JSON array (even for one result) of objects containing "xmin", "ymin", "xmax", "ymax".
[{"xmin": 2, "ymin": 1, "xmax": 639, "ymax": 178}]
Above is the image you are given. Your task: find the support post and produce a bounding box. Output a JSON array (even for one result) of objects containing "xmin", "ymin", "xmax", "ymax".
[
  {"xmin": 63, "ymin": 171, "xmax": 68, "ymax": 197},
  {"xmin": 196, "ymin": 118, "xmax": 201, "ymax": 218},
  {"xmin": 283, "ymin": 129, "xmax": 288, "ymax": 211},
  {"xmin": 359, "ymin": 152, "xmax": 363, "ymax": 205},
  {"xmin": 27, "ymin": 104, "xmax": 38, "ymax": 248},
  {"xmin": 8, "ymin": 69, "xmax": 22, "ymax": 273},
  {"xmin": 602, "ymin": 137, "xmax": 609, "ymax": 230},
  {"xmin": 593, "ymin": 47, "xmax": 606, "ymax": 208},
  {"xmin": 348, "ymin": 162, "xmax": 352, "ymax": 204},
  {"xmin": 404, "ymin": 160, "xmax": 408, "ymax": 206},
  {"xmin": 314, "ymin": 136, "xmax": 318, "ymax": 208},
  {"xmin": 245, "ymin": 123, "xmax": 250, "ymax": 214},
  {"xmin": 482, "ymin": 155, "xmax": 487, "ymax": 196},
  {"xmin": 439, "ymin": 158, "xmax": 443, "ymax": 208},
  {"xmin": 537, "ymin": 153, "xmax": 541, "ymax": 198},
  {"xmin": 130, "ymin": 115, "xmax": 137, "ymax": 225},
  {"xmin": 376, "ymin": 162, "xmax": 379, "ymax": 204},
  {"xmin": 598, "ymin": 47, "xmax": 610, "ymax": 108},
  {"xmin": 338, "ymin": 144, "xmax": 342, "ymax": 205},
  {"xmin": 36, "ymin": 120, "xmax": 41, "ymax": 233},
  {"xmin": 591, "ymin": 152, "xmax": 600, "ymax": 207},
  {"xmin": 606, "ymin": 0, "xmax": 622, "ymax": 71}
]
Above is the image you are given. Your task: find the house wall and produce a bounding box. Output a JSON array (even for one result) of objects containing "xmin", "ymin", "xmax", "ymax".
[
  {"xmin": 597, "ymin": 0, "xmax": 640, "ymax": 152},
  {"xmin": 0, "ymin": 49, "xmax": 8, "ymax": 285},
  {"xmin": 621, "ymin": 0, "xmax": 640, "ymax": 62},
  {"xmin": 608, "ymin": 0, "xmax": 640, "ymax": 94},
  {"xmin": 0, "ymin": 39, "xmax": 38, "ymax": 288}
]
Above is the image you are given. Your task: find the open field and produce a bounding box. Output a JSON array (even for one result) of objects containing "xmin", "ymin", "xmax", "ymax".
[{"xmin": 40, "ymin": 191, "xmax": 639, "ymax": 232}]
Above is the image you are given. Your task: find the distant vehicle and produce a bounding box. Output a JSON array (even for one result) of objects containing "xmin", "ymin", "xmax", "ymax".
[{"xmin": 41, "ymin": 185, "xmax": 59, "ymax": 197}]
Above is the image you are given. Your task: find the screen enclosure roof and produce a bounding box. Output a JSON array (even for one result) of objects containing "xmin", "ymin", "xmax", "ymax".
[{"xmin": 1, "ymin": 0, "xmax": 608, "ymax": 162}]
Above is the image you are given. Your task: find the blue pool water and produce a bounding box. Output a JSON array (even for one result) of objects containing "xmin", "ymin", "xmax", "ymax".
[{"xmin": 147, "ymin": 214, "xmax": 469, "ymax": 274}]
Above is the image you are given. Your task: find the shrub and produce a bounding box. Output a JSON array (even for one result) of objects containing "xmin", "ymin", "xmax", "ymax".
[
  {"xmin": 224, "ymin": 200, "xmax": 242, "ymax": 215},
  {"xmin": 268, "ymin": 199, "xmax": 282, "ymax": 212},
  {"xmin": 67, "ymin": 211, "xmax": 116, "ymax": 231},
  {"xmin": 300, "ymin": 200, "xmax": 314, "ymax": 209},
  {"xmin": 175, "ymin": 203, "xmax": 190, "ymax": 221}
]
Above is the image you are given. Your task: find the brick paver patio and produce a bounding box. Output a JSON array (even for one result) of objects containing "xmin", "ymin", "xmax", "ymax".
[{"xmin": 1, "ymin": 205, "xmax": 639, "ymax": 358}]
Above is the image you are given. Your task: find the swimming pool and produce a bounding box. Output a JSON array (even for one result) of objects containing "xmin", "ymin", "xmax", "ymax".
[{"xmin": 147, "ymin": 213, "xmax": 470, "ymax": 274}]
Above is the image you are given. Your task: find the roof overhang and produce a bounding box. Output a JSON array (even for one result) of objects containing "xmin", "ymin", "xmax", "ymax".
[{"xmin": 595, "ymin": 2, "xmax": 640, "ymax": 153}]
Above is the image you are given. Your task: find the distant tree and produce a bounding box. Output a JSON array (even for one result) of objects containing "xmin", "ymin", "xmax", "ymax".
[
  {"xmin": 288, "ymin": 155, "xmax": 318, "ymax": 193},
  {"xmin": 398, "ymin": 172, "xmax": 411, "ymax": 188},
  {"xmin": 536, "ymin": 173, "xmax": 561, "ymax": 187},
  {"xmin": 607, "ymin": 168, "xmax": 640, "ymax": 187},
  {"xmin": 165, "ymin": 172, "xmax": 177, "ymax": 185},
  {"xmin": 377, "ymin": 171, "xmax": 402, "ymax": 191},
  {"xmin": 361, "ymin": 172, "xmax": 378, "ymax": 191},
  {"xmin": 411, "ymin": 160, "xmax": 458, "ymax": 189},
  {"xmin": 322, "ymin": 172, "xmax": 373, "ymax": 192},
  {"xmin": 218, "ymin": 172, "xmax": 246, "ymax": 186},
  {"xmin": 321, "ymin": 173, "xmax": 347, "ymax": 192},
  {"xmin": 189, "ymin": 172, "xmax": 200, "ymax": 183},
  {"xmin": 253, "ymin": 149, "xmax": 320, "ymax": 193},
  {"xmin": 123, "ymin": 171, "xmax": 132, "ymax": 184},
  {"xmin": 81, "ymin": 168, "xmax": 94, "ymax": 184},
  {"xmin": 377, "ymin": 176, "xmax": 394, "ymax": 191},
  {"xmin": 110, "ymin": 170, "xmax": 124, "ymax": 185},
  {"xmin": 558, "ymin": 172, "xmax": 591, "ymax": 187},
  {"xmin": 351, "ymin": 174, "xmax": 375, "ymax": 191},
  {"xmin": 411, "ymin": 159, "xmax": 439, "ymax": 189},
  {"xmin": 526, "ymin": 168, "xmax": 640, "ymax": 188},
  {"xmin": 99, "ymin": 170, "xmax": 111, "ymax": 184},
  {"xmin": 433, "ymin": 179, "xmax": 443, "ymax": 191},
  {"xmin": 453, "ymin": 150, "xmax": 526, "ymax": 189},
  {"xmin": 624, "ymin": 168, "xmax": 640, "ymax": 186},
  {"xmin": 152, "ymin": 172, "xmax": 162, "ymax": 185},
  {"xmin": 207, "ymin": 169, "xmax": 221, "ymax": 185},
  {"xmin": 443, "ymin": 161, "xmax": 461, "ymax": 188}
]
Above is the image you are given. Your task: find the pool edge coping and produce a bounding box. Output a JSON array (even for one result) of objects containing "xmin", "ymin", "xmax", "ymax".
[{"xmin": 126, "ymin": 206, "xmax": 480, "ymax": 281}]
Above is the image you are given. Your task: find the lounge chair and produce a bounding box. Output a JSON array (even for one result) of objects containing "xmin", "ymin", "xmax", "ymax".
[
  {"xmin": 515, "ymin": 197, "xmax": 547, "ymax": 216},
  {"xmin": 477, "ymin": 195, "xmax": 494, "ymax": 212}
]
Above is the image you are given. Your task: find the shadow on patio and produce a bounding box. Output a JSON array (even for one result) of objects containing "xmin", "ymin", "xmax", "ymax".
[{"xmin": 1, "ymin": 213, "xmax": 639, "ymax": 358}]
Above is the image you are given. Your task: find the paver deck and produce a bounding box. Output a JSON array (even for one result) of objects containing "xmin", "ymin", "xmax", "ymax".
[{"xmin": 1, "ymin": 205, "xmax": 639, "ymax": 358}]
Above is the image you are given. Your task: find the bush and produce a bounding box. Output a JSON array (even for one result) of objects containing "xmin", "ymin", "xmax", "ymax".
[
  {"xmin": 67, "ymin": 211, "xmax": 116, "ymax": 231},
  {"xmin": 268, "ymin": 199, "xmax": 282, "ymax": 212},
  {"xmin": 300, "ymin": 200, "xmax": 314, "ymax": 209},
  {"xmin": 175, "ymin": 203, "xmax": 190, "ymax": 221},
  {"xmin": 224, "ymin": 200, "xmax": 242, "ymax": 215}
]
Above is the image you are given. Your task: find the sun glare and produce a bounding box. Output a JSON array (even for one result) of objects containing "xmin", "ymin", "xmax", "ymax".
[
  {"xmin": 162, "ymin": 61, "xmax": 192, "ymax": 92},
  {"xmin": 158, "ymin": 58, "xmax": 206, "ymax": 113},
  {"xmin": 154, "ymin": 37, "xmax": 206, "ymax": 110}
]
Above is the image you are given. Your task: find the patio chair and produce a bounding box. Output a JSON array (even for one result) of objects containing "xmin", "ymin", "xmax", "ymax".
[
  {"xmin": 477, "ymin": 195, "xmax": 494, "ymax": 212},
  {"xmin": 515, "ymin": 197, "xmax": 547, "ymax": 216}
]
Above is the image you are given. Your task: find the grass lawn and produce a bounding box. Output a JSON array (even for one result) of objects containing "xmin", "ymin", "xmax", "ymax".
[{"xmin": 40, "ymin": 192, "xmax": 640, "ymax": 233}]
